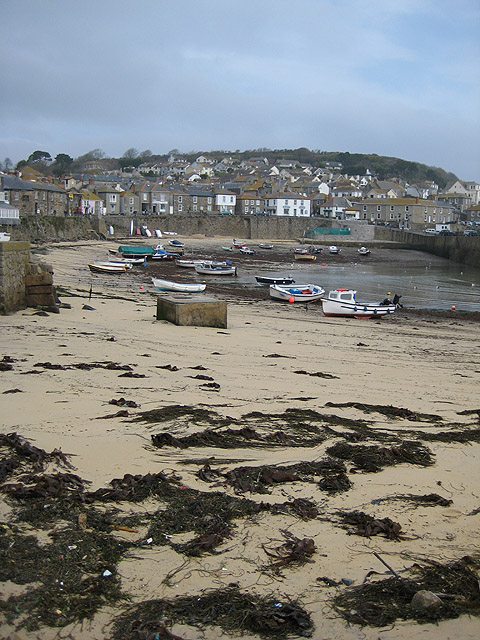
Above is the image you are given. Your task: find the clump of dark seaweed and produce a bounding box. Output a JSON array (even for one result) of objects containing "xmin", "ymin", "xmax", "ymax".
[
  {"xmin": 199, "ymin": 459, "xmax": 349, "ymax": 494},
  {"xmin": 0, "ymin": 432, "xmax": 73, "ymax": 479},
  {"xmin": 110, "ymin": 585, "xmax": 314, "ymax": 639},
  {"xmin": 85, "ymin": 471, "xmax": 180, "ymax": 503},
  {"xmin": 130, "ymin": 404, "xmax": 232, "ymax": 427},
  {"xmin": 0, "ymin": 523, "xmax": 129, "ymax": 631},
  {"xmin": 333, "ymin": 556, "xmax": 480, "ymax": 626},
  {"xmin": 337, "ymin": 510, "xmax": 404, "ymax": 540},
  {"xmin": 326, "ymin": 440, "xmax": 434, "ymax": 472},
  {"xmin": 325, "ymin": 402, "xmax": 442, "ymax": 422},
  {"xmin": 382, "ymin": 493, "xmax": 453, "ymax": 507},
  {"xmin": 263, "ymin": 531, "xmax": 316, "ymax": 571},
  {"xmin": 152, "ymin": 424, "xmax": 329, "ymax": 450}
]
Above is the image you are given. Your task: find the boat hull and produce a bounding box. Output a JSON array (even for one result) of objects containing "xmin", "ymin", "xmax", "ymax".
[
  {"xmin": 194, "ymin": 265, "xmax": 237, "ymax": 276},
  {"xmin": 151, "ymin": 278, "xmax": 206, "ymax": 293},
  {"xmin": 321, "ymin": 298, "xmax": 395, "ymax": 318},
  {"xmin": 88, "ymin": 263, "xmax": 128, "ymax": 274},
  {"xmin": 255, "ymin": 276, "xmax": 295, "ymax": 285},
  {"xmin": 269, "ymin": 284, "xmax": 325, "ymax": 302}
]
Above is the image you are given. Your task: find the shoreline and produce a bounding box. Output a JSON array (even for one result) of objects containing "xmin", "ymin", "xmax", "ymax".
[{"xmin": 1, "ymin": 239, "xmax": 479, "ymax": 639}]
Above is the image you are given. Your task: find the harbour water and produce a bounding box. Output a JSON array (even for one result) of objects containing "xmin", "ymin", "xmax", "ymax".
[{"xmin": 237, "ymin": 253, "xmax": 480, "ymax": 312}]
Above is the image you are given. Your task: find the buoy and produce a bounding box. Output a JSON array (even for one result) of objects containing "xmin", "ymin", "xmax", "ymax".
[
  {"xmin": 140, "ymin": 286, "xmax": 144, "ymax": 290},
  {"xmin": 387, "ymin": 292, "xmax": 391, "ymax": 295},
  {"xmin": 288, "ymin": 296, "xmax": 295, "ymax": 303},
  {"xmin": 322, "ymin": 263, "xmax": 325, "ymax": 267},
  {"xmin": 451, "ymin": 305, "xmax": 456, "ymax": 311}
]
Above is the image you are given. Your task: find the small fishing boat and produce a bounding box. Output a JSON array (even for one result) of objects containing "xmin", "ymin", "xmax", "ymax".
[
  {"xmin": 329, "ymin": 245, "xmax": 340, "ymax": 254},
  {"xmin": 358, "ymin": 246, "xmax": 371, "ymax": 256},
  {"xmin": 255, "ymin": 275, "xmax": 295, "ymax": 285},
  {"xmin": 117, "ymin": 245, "xmax": 156, "ymax": 259},
  {"xmin": 151, "ymin": 278, "xmax": 206, "ymax": 293},
  {"xmin": 294, "ymin": 253, "xmax": 317, "ymax": 262},
  {"xmin": 176, "ymin": 259, "xmax": 229, "ymax": 268},
  {"xmin": 292, "ymin": 247, "xmax": 309, "ymax": 254},
  {"xmin": 320, "ymin": 289, "xmax": 396, "ymax": 318},
  {"xmin": 239, "ymin": 247, "xmax": 256, "ymax": 255},
  {"xmin": 151, "ymin": 248, "xmax": 175, "ymax": 261},
  {"xmin": 194, "ymin": 263, "xmax": 237, "ymax": 276},
  {"xmin": 168, "ymin": 239, "xmax": 185, "ymax": 247},
  {"xmin": 108, "ymin": 256, "xmax": 146, "ymax": 266},
  {"xmin": 163, "ymin": 231, "xmax": 178, "ymax": 236},
  {"xmin": 269, "ymin": 283, "xmax": 325, "ymax": 303},
  {"xmin": 258, "ymin": 243, "xmax": 274, "ymax": 249},
  {"xmin": 232, "ymin": 239, "xmax": 247, "ymax": 248},
  {"xmin": 88, "ymin": 262, "xmax": 129, "ymax": 274},
  {"xmin": 222, "ymin": 246, "xmax": 234, "ymax": 251}
]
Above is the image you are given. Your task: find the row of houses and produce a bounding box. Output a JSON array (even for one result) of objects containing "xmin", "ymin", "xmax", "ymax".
[{"xmin": 1, "ymin": 171, "xmax": 480, "ymax": 231}]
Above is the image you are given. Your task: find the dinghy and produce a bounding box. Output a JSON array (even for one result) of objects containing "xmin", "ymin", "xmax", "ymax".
[
  {"xmin": 151, "ymin": 278, "xmax": 206, "ymax": 293},
  {"xmin": 269, "ymin": 283, "xmax": 325, "ymax": 303}
]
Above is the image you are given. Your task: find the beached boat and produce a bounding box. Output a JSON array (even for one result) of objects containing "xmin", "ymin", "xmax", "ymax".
[
  {"xmin": 151, "ymin": 278, "xmax": 206, "ymax": 293},
  {"xmin": 329, "ymin": 245, "xmax": 340, "ymax": 254},
  {"xmin": 255, "ymin": 275, "xmax": 295, "ymax": 285},
  {"xmin": 163, "ymin": 231, "xmax": 178, "ymax": 236},
  {"xmin": 269, "ymin": 283, "xmax": 325, "ymax": 303},
  {"xmin": 258, "ymin": 243, "xmax": 274, "ymax": 249},
  {"xmin": 108, "ymin": 256, "xmax": 146, "ymax": 266},
  {"xmin": 321, "ymin": 289, "xmax": 396, "ymax": 318},
  {"xmin": 222, "ymin": 246, "xmax": 234, "ymax": 251},
  {"xmin": 232, "ymin": 239, "xmax": 247, "ymax": 248},
  {"xmin": 118, "ymin": 245, "xmax": 155, "ymax": 259},
  {"xmin": 168, "ymin": 239, "xmax": 184, "ymax": 247},
  {"xmin": 358, "ymin": 246, "xmax": 371, "ymax": 256},
  {"xmin": 239, "ymin": 247, "xmax": 256, "ymax": 255},
  {"xmin": 177, "ymin": 259, "xmax": 229, "ymax": 268},
  {"xmin": 294, "ymin": 253, "xmax": 317, "ymax": 262},
  {"xmin": 88, "ymin": 262, "xmax": 129, "ymax": 274},
  {"xmin": 194, "ymin": 263, "xmax": 237, "ymax": 276}
]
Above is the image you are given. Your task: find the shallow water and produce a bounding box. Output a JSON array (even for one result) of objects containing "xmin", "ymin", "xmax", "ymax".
[{"xmin": 238, "ymin": 257, "xmax": 480, "ymax": 312}]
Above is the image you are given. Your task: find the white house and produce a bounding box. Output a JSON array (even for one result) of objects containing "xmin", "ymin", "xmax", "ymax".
[
  {"xmin": 265, "ymin": 193, "xmax": 311, "ymax": 217},
  {"xmin": 215, "ymin": 191, "xmax": 236, "ymax": 214}
]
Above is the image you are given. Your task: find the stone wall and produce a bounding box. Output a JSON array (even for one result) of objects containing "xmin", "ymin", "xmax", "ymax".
[
  {"xmin": 374, "ymin": 228, "xmax": 480, "ymax": 268},
  {"xmin": 0, "ymin": 241, "xmax": 30, "ymax": 314}
]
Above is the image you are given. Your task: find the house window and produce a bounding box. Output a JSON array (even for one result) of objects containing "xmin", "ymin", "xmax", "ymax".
[
  {"xmin": 130, "ymin": 198, "xmax": 134, "ymax": 205},
  {"xmin": 390, "ymin": 205, "xmax": 394, "ymax": 211},
  {"xmin": 207, "ymin": 205, "xmax": 211, "ymax": 211},
  {"xmin": 405, "ymin": 206, "xmax": 409, "ymax": 212},
  {"xmin": 178, "ymin": 196, "xmax": 182, "ymax": 203},
  {"xmin": 193, "ymin": 205, "xmax": 197, "ymax": 212},
  {"xmin": 363, "ymin": 205, "xmax": 367, "ymax": 211},
  {"xmin": 129, "ymin": 207, "xmax": 133, "ymax": 213},
  {"xmin": 193, "ymin": 196, "xmax": 197, "ymax": 203},
  {"xmin": 283, "ymin": 208, "xmax": 289, "ymax": 215},
  {"xmin": 245, "ymin": 199, "xmax": 249, "ymax": 205},
  {"xmin": 389, "ymin": 213, "xmax": 395, "ymax": 220},
  {"xmin": 377, "ymin": 205, "xmax": 381, "ymax": 212},
  {"xmin": 245, "ymin": 207, "xmax": 249, "ymax": 213},
  {"xmin": 207, "ymin": 197, "xmax": 212, "ymax": 204},
  {"xmin": 377, "ymin": 213, "xmax": 381, "ymax": 219},
  {"xmin": 143, "ymin": 194, "xmax": 147, "ymax": 201},
  {"xmin": 35, "ymin": 191, "xmax": 38, "ymax": 199},
  {"xmin": 109, "ymin": 194, "xmax": 116, "ymax": 203},
  {"xmin": 178, "ymin": 205, "xmax": 183, "ymax": 212},
  {"xmin": 230, "ymin": 196, "xmax": 234, "ymax": 203},
  {"xmin": 256, "ymin": 200, "xmax": 260, "ymax": 205},
  {"xmin": 294, "ymin": 200, "xmax": 297, "ymax": 205}
]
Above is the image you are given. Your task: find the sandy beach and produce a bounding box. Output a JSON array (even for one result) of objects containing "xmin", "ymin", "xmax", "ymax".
[{"xmin": 1, "ymin": 237, "xmax": 479, "ymax": 640}]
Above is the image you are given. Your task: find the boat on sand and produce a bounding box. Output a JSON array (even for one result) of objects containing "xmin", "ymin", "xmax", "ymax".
[
  {"xmin": 151, "ymin": 278, "xmax": 206, "ymax": 293},
  {"xmin": 321, "ymin": 289, "xmax": 396, "ymax": 318},
  {"xmin": 269, "ymin": 283, "xmax": 325, "ymax": 303}
]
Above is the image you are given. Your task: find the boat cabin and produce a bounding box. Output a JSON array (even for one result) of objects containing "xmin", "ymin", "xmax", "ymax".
[{"xmin": 327, "ymin": 288, "xmax": 356, "ymax": 302}]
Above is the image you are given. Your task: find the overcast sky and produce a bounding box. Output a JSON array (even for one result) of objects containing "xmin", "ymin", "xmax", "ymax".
[{"xmin": 1, "ymin": 0, "xmax": 479, "ymax": 181}]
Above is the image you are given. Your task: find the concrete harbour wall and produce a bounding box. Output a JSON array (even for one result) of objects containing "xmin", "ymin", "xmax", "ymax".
[{"xmin": 0, "ymin": 242, "xmax": 30, "ymax": 314}]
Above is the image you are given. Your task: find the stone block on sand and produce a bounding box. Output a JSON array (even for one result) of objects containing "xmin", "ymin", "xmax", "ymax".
[{"xmin": 156, "ymin": 295, "xmax": 227, "ymax": 328}]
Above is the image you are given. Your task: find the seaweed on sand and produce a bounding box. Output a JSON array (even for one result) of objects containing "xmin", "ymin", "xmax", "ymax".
[
  {"xmin": 130, "ymin": 404, "xmax": 232, "ymax": 428},
  {"xmin": 325, "ymin": 402, "xmax": 442, "ymax": 423},
  {"xmin": 201, "ymin": 458, "xmax": 350, "ymax": 494},
  {"xmin": 0, "ymin": 432, "xmax": 73, "ymax": 475},
  {"xmin": 326, "ymin": 440, "xmax": 434, "ymax": 472},
  {"xmin": 110, "ymin": 585, "xmax": 314, "ymax": 639},
  {"xmin": 0, "ymin": 523, "xmax": 129, "ymax": 631},
  {"xmin": 263, "ymin": 531, "xmax": 316, "ymax": 571},
  {"xmin": 333, "ymin": 556, "xmax": 480, "ymax": 626},
  {"xmin": 336, "ymin": 510, "xmax": 404, "ymax": 540}
]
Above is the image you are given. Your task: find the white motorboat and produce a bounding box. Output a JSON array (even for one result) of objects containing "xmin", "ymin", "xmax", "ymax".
[
  {"xmin": 329, "ymin": 245, "xmax": 340, "ymax": 254},
  {"xmin": 358, "ymin": 246, "xmax": 371, "ymax": 256},
  {"xmin": 176, "ymin": 259, "xmax": 229, "ymax": 269},
  {"xmin": 269, "ymin": 283, "xmax": 325, "ymax": 303},
  {"xmin": 255, "ymin": 275, "xmax": 295, "ymax": 285},
  {"xmin": 194, "ymin": 263, "xmax": 237, "ymax": 276},
  {"xmin": 321, "ymin": 289, "xmax": 396, "ymax": 318},
  {"xmin": 239, "ymin": 247, "xmax": 256, "ymax": 255},
  {"xmin": 151, "ymin": 278, "xmax": 206, "ymax": 293}
]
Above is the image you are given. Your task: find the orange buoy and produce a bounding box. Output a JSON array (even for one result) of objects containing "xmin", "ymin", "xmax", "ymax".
[
  {"xmin": 288, "ymin": 296, "xmax": 295, "ymax": 303},
  {"xmin": 451, "ymin": 305, "xmax": 456, "ymax": 311}
]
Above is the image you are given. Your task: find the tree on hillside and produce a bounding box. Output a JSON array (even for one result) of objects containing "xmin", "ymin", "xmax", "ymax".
[
  {"xmin": 51, "ymin": 153, "xmax": 74, "ymax": 176},
  {"xmin": 27, "ymin": 150, "xmax": 52, "ymax": 165}
]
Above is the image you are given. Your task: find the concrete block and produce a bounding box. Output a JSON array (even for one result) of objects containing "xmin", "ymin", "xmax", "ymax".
[
  {"xmin": 156, "ymin": 295, "xmax": 227, "ymax": 328},
  {"xmin": 26, "ymin": 293, "xmax": 56, "ymax": 307}
]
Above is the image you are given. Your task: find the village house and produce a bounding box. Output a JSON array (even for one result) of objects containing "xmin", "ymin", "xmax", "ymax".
[
  {"xmin": 0, "ymin": 179, "xmax": 20, "ymax": 227},
  {"xmin": 315, "ymin": 196, "xmax": 351, "ymax": 219},
  {"xmin": 1, "ymin": 175, "xmax": 67, "ymax": 216},
  {"xmin": 265, "ymin": 192, "xmax": 311, "ymax": 217},
  {"xmin": 356, "ymin": 198, "xmax": 457, "ymax": 230},
  {"xmin": 235, "ymin": 191, "xmax": 263, "ymax": 215},
  {"xmin": 215, "ymin": 190, "xmax": 237, "ymax": 215}
]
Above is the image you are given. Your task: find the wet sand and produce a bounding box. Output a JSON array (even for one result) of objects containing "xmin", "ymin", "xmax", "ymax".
[{"xmin": 1, "ymin": 237, "xmax": 479, "ymax": 639}]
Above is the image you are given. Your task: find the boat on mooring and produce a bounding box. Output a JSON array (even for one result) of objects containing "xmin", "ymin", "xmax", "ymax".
[
  {"xmin": 358, "ymin": 246, "xmax": 371, "ymax": 256},
  {"xmin": 151, "ymin": 278, "xmax": 206, "ymax": 293},
  {"xmin": 255, "ymin": 275, "xmax": 295, "ymax": 285},
  {"xmin": 294, "ymin": 253, "xmax": 317, "ymax": 262},
  {"xmin": 269, "ymin": 283, "xmax": 325, "ymax": 303},
  {"xmin": 194, "ymin": 263, "xmax": 237, "ymax": 276},
  {"xmin": 320, "ymin": 289, "xmax": 396, "ymax": 318},
  {"xmin": 329, "ymin": 245, "xmax": 340, "ymax": 254}
]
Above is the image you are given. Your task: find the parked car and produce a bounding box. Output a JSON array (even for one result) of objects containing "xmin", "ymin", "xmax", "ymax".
[{"xmin": 424, "ymin": 228, "xmax": 437, "ymax": 234}]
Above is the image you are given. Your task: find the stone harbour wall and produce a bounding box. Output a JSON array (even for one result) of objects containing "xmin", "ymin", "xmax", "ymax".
[{"xmin": 0, "ymin": 242, "xmax": 31, "ymax": 314}]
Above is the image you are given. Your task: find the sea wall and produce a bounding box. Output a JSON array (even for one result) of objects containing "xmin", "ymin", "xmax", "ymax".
[
  {"xmin": 0, "ymin": 241, "xmax": 30, "ymax": 314},
  {"xmin": 374, "ymin": 228, "xmax": 480, "ymax": 268}
]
